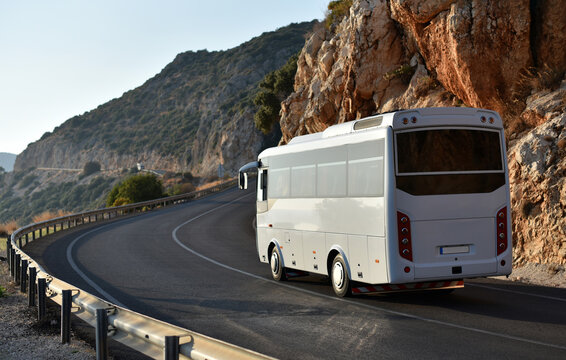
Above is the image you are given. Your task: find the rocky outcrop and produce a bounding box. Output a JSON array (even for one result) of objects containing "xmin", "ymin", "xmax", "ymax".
[
  {"xmin": 280, "ymin": 0, "xmax": 407, "ymax": 143},
  {"xmin": 508, "ymin": 84, "xmax": 566, "ymax": 266},
  {"xmin": 390, "ymin": 0, "xmax": 532, "ymax": 115},
  {"xmin": 280, "ymin": 0, "xmax": 566, "ymax": 266}
]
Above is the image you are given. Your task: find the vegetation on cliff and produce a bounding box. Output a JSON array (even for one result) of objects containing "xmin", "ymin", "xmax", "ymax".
[{"xmin": 253, "ymin": 53, "xmax": 300, "ymax": 134}]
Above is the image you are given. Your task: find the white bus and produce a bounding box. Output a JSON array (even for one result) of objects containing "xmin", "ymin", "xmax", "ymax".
[{"xmin": 239, "ymin": 107, "xmax": 512, "ymax": 297}]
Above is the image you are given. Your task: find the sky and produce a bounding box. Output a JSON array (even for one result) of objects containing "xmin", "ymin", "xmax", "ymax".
[{"xmin": 0, "ymin": 0, "xmax": 328, "ymax": 154}]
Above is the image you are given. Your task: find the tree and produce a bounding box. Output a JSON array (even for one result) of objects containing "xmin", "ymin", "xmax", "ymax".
[
  {"xmin": 325, "ymin": 0, "xmax": 353, "ymax": 31},
  {"xmin": 106, "ymin": 173, "xmax": 164, "ymax": 207},
  {"xmin": 253, "ymin": 53, "xmax": 299, "ymax": 134},
  {"xmin": 83, "ymin": 161, "xmax": 101, "ymax": 177}
]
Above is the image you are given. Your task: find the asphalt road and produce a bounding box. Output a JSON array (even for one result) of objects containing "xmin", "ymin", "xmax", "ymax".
[{"xmin": 25, "ymin": 186, "xmax": 566, "ymax": 359}]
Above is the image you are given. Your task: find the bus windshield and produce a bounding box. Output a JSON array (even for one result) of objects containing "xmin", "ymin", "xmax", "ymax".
[{"xmin": 395, "ymin": 128, "xmax": 505, "ymax": 195}]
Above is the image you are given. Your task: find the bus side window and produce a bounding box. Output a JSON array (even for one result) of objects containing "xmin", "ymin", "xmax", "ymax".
[{"xmin": 258, "ymin": 169, "xmax": 268, "ymax": 201}]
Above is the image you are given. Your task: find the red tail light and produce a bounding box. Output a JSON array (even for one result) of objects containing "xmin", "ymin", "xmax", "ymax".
[
  {"xmin": 496, "ymin": 207, "xmax": 508, "ymax": 255},
  {"xmin": 397, "ymin": 211, "xmax": 413, "ymax": 261}
]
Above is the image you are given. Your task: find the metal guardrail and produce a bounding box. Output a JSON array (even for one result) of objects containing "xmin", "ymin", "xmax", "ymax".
[{"xmin": 6, "ymin": 179, "xmax": 274, "ymax": 360}]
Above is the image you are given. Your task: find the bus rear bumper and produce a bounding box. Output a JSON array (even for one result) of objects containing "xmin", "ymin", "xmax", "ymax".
[
  {"xmin": 351, "ymin": 279, "xmax": 464, "ymax": 295},
  {"xmin": 413, "ymin": 258, "xmax": 499, "ymax": 279}
]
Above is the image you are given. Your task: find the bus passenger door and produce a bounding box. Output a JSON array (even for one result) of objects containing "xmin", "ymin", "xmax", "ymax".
[{"xmin": 257, "ymin": 169, "xmax": 268, "ymax": 213}]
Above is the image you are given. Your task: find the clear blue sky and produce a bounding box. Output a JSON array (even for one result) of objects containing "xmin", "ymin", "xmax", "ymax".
[{"xmin": 0, "ymin": 0, "xmax": 328, "ymax": 154}]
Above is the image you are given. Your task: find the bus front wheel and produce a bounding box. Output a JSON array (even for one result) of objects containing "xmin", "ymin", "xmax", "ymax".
[
  {"xmin": 270, "ymin": 247, "xmax": 286, "ymax": 281},
  {"xmin": 331, "ymin": 254, "xmax": 351, "ymax": 297}
]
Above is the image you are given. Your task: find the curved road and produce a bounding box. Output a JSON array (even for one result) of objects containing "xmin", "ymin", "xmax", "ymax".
[{"xmin": 26, "ymin": 186, "xmax": 566, "ymax": 359}]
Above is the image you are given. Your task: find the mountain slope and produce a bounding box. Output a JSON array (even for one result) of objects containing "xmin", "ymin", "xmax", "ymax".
[{"xmin": 15, "ymin": 21, "xmax": 316, "ymax": 177}]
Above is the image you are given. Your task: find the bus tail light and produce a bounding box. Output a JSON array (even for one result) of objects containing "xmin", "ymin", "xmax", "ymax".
[
  {"xmin": 496, "ymin": 207, "xmax": 507, "ymax": 255},
  {"xmin": 397, "ymin": 212, "xmax": 413, "ymax": 261}
]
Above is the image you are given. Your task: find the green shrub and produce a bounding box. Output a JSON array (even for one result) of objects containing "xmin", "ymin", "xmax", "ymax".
[
  {"xmin": 383, "ymin": 64, "xmax": 416, "ymax": 84},
  {"xmin": 106, "ymin": 174, "xmax": 164, "ymax": 207},
  {"xmin": 325, "ymin": 0, "xmax": 353, "ymax": 30},
  {"xmin": 19, "ymin": 174, "xmax": 38, "ymax": 189},
  {"xmin": 82, "ymin": 161, "xmax": 101, "ymax": 177},
  {"xmin": 253, "ymin": 53, "xmax": 299, "ymax": 134}
]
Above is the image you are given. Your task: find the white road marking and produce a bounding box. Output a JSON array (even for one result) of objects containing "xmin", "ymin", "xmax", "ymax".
[
  {"xmin": 66, "ymin": 224, "xmax": 128, "ymax": 308},
  {"xmin": 172, "ymin": 192, "xmax": 566, "ymax": 351}
]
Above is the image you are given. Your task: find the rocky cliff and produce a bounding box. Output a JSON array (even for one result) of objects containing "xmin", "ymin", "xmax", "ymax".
[
  {"xmin": 281, "ymin": 0, "xmax": 566, "ymax": 266},
  {"xmin": 14, "ymin": 21, "xmax": 316, "ymax": 177}
]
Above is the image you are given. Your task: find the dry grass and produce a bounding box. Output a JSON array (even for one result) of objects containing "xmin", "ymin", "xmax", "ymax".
[
  {"xmin": 31, "ymin": 210, "xmax": 72, "ymax": 224},
  {"xmin": 0, "ymin": 220, "xmax": 19, "ymax": 237},
  {"xmin": 196, "ymin": 178, "xmax": 234, "ymax": 191},
  {"xmin": 513, "ymin": 64, "xmax": 565, "ymax": 101},
  {"xmin": 0, "ymin": 237, "xmax": 7, "ymax": 254}
]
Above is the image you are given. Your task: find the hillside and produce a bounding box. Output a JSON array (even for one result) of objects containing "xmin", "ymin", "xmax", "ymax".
[
  {"xmin": 280, "ymin": 0, "xmax": 565, "ymax": 268},
  {"xmin": 14, "ymin": 21, "xmax": 316, "ymax": 177},
  {"xmin": 1, "ymin": 21, "xmax": 315, "ymax": 225},
  {"xmin": 0, "ymin": 153, "xmax": 16, "ymax": 172}
]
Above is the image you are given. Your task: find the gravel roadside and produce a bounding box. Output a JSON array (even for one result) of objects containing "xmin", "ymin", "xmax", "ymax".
[{"xmin": 0, "ymin": 259, "xmax": 95, "ymax": 360}]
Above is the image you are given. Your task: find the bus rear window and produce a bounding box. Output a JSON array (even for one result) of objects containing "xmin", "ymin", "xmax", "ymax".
[
  {"xmin": 396, "ymin": 129, "xmax": 503, "ymax": 174},
  {"xmin": 395, "ymin": 128, "xmax": 505, "ymax": 195}
]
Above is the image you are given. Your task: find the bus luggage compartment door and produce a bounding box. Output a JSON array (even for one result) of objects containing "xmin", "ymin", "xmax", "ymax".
[{"xmin": 411, "ymin": 217, "xmax": 497, "ymax": 279}]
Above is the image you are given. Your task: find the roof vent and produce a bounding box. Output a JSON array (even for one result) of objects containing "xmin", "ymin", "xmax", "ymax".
[{"xmin": 354, "ymin": 116, "xmax": 383, "ymax": 131}]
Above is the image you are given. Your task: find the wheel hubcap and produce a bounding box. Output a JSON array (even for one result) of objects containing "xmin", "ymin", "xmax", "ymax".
[
  {"xmin": 271, "ymin": 251, "xmax": 279, "ymax": 274},
  {"xmin": 332, "ymin": 262, "xmax": 344, "ymax": 289}
]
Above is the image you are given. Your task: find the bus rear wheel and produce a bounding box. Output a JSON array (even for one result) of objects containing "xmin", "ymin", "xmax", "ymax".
[
  {"xmin": 270, "ymin": 247, "xmax": 286, "ymax": 281},
  {"xmin": 331, "ymin": 254, "xmax": 350, "ymax": 297}
]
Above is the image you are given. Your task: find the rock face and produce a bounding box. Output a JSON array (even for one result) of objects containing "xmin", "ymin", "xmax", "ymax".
[
  {"xmin": 280, "ymin": 0, "xmax": 566, "ymax": 266},
  {"xmin": 280, "ymin": 0, "xmax": 407, "ymax": 143},
  {"xmin": 508, "ymin": 84, "xmax": 566, "ymax": 266}
]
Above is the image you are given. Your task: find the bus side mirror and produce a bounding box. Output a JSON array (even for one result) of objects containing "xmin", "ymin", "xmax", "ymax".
[{"xmin": 239, "ymin": 172, "xmax": 248, "ymax": 190}]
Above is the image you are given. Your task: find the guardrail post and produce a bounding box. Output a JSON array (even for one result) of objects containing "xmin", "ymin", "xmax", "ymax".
[
  {"xmin": 165, "ymin": 336, "xmax": 179, "ymax": 360},
  {"xmin": 32, "ymin": 230, "xmax": 36, "ymax": 240},
  {"xmin": 38, "ymin": 278, "xmax": 46, "ymax": 321},
  {"xmin": 20, "ymin": 259, "xmax": 28, "ymax": 293},
  {"xmin": 61, "ymin": 290, "xmax": 71, "ymax": 343},
  {"xmin": 96, "ymin": 309, "xmax": 109, "ymax": 360},
  {"xmin": 25, "ymin": 233, "xmax": 29, "ymax": 245},
  {"xmin": 18, "ymin": 237, "xmax": 22, "ymax": 248},
  {"xmin": 6, "ymin": 238, "xmax": 11, "ymax": 268},
  {"xmin": 29, "ymin": 267, "xmax": 36, "ymax": 306},
  {"xmin": 9, "ymin": 247, "xmax": 14, "ymax": 277},
  {"xmin": 14, "ymin": 254, "xmax": 21, "ymax": 284}
]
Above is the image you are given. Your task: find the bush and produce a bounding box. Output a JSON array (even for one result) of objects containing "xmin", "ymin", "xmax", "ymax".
[
  {"xmin": 253, "ymin": 53, "xmax": 299, "ymax": 134},
  {"xmin": 106, "ymin": 174, "xmax": 164, "ymax": 207},
  {"xmin": 325, "ymin": 0, "xmax": 353, "ymax": 30},
  {"xmin": 171, "ymin": 183, "xmax": 196, "ymax": 196},
  {"xmin": 19, "ymin": 174, "xmax": 37, "ymax": 189},
  {"xmin": 383, "ymin": 64, "xmax": 416, "ymax": 84},
  {"xmin": 83, "ymin": 161, "xmax": 101, "ymax": 177}
]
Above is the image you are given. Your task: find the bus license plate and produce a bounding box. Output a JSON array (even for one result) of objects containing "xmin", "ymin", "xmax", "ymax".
[{"xmin": 440, "ymin": 245, "xmax": 470, "ymax": 255}]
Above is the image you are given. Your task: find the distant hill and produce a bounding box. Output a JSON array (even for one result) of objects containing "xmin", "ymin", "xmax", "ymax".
[
  {"xmin": 15, "ymin": 21, "xmax": 317, "ymax": 177},
  {"xmin": 0, "ymin": 152, "xmax": 17, "ymax": 172}
]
